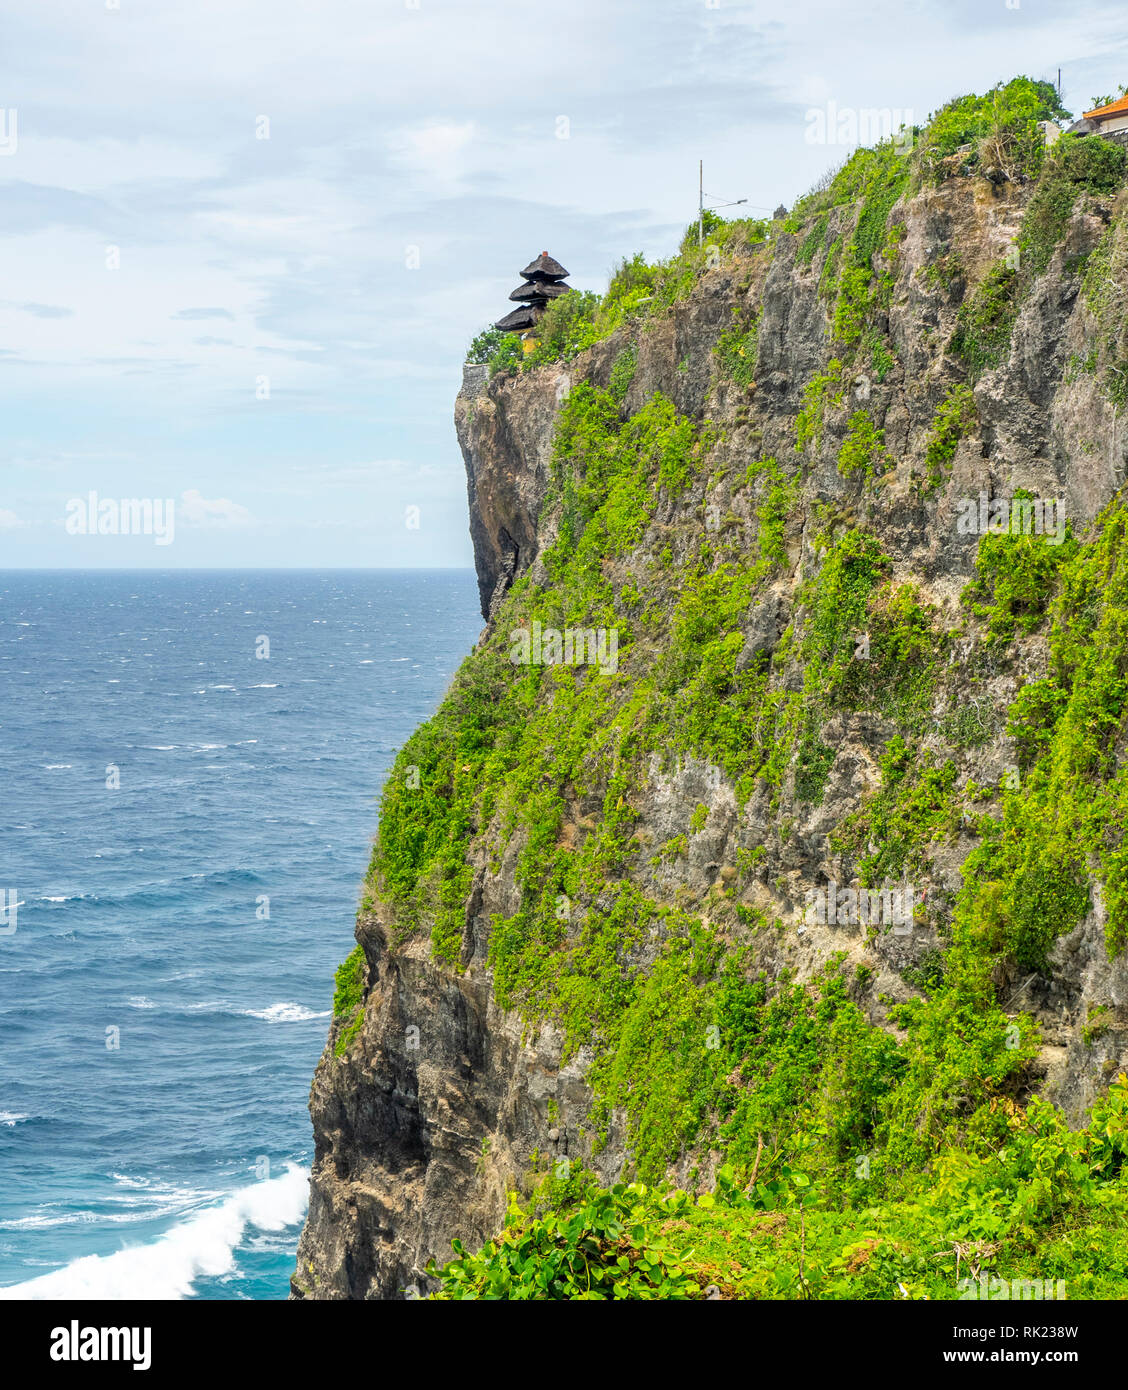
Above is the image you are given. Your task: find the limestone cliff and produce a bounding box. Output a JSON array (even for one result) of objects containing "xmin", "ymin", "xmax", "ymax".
[{"xmin": 294, "ymin": 102, "xmax": 1128, "ymax": 1299}]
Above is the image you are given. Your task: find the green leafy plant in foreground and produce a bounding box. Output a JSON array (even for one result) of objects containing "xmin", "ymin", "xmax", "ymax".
[
  {"xmin": 431, "ymin": 1080, "xmax": 1128, "ymax": 1298},
  {"xmin": 427, "ymin": 1183, "xmax": 702, "ymax": 1300}
]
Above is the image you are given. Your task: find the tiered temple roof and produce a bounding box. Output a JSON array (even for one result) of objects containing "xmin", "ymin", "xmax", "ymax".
[{"xmin": 495, "ymin": 252, "xmax": 572, "ymax": 332}]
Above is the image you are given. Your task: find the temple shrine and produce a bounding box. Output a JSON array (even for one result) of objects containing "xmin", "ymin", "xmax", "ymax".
[{"xmin": 494, "ymin": 252, "xmax": 572, "ymax": 332}]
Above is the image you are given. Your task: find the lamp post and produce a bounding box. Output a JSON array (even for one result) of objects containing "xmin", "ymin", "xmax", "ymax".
[{"xmin": 697, "ymin": 160, "xmax": 751, "ymax": 244}]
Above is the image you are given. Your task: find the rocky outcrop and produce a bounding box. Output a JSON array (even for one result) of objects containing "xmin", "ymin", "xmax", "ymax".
[
  {"xmin": 293, "ymin": 839, "xmax": 640, "ymax": 1298},
  {"xmin": 455, "ymin": 363, "xmax": 560, "ymax": 620}
]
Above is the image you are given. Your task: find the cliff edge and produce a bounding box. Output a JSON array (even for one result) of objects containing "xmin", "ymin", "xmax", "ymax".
[{"xmin": 294, "ymin": 88, "xmax": 1128, "ymax": 1299}]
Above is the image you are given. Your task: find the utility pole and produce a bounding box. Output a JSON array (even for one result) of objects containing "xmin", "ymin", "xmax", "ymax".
[{"xmin": 697, "ymin": 161, "xmax": 749, "ymax": 246}]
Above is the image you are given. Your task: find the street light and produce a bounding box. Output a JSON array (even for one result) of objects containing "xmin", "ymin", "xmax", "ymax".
[{"xmin": 698, "ymin": 160, "xmax": 751, "ymax": 244}]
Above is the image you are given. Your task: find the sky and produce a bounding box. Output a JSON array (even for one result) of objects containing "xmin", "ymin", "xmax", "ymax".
[{"xmin": 0, "ymin": 0, "xmax": 1125, "ymax": 568}]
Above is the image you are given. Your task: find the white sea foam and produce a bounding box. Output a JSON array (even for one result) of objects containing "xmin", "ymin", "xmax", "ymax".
[
  {"xmin": 243, "ymin": 1002, "xmax": 330, "ymax": 1024},
  {"xmin": 0, "ymin": 1112, "xmax": 28, "ymax": 1126},
  {"xmin": 182, "ymin": 1000, "xmax": 327, "ymax": 1023},
  {"xmin": 126, "ymin": 996, "xmax": 156, "ymax": 1010},
  {"xmin": 0, "ymin": 1199, "xmax": 200, "ymax": 1230},
  {"xmin": 0, "ymin": 1165, "xmax": 309, "ymax": 1300},
  {"xmin": 0, "ymin": 1211, "xmax": 98, "ymax": 1230}
]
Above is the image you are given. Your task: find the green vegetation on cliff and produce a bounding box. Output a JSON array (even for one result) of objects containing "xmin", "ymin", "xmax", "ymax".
[
  {"xmin": 329, "ymin": 78, "xmax": 1128, "ymax": 1300},
  {"xmin": 367, "ymin": 420, "xmax": 1128, "ymax": 1297},
  {"xmin": 331, "ymin": 946, "xmax": 366, "ymax": 1056},
  {"xmin": 952, "ymin": 133, "xmax": 1126, "ymax": 379},
  {"xmin": 370, "ymin": 358, "xmax": 1128, "ymax": 1238},
  {"xmin": 432, "ymin": 1082, "xmax": 1128, "ymax": 1299},
  {"xmin": 917, "ymin": 77, "xmax": 1069, "ymax": 182}
]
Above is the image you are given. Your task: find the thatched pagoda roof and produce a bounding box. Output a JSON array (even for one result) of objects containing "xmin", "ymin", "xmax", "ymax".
[
  {"xmin": 520, "ymin": 251, "xmax": 569, "ymax": 281},
  {"xmin": 495, "ymin": 253, "xmax": 571, "ymax": 332},
  {"xmin": 494, "ymin": 305, "xmax": 540, "ymax": 332},
  {"xmin": 508, "ymin": 279, "xmax": 572, "ymax": 302}
]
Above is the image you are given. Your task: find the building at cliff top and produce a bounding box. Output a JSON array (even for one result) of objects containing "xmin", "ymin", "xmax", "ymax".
[
  {"xmin": 494, "ymin": 252, "xmax": 572, "ymax": 333},
  {"xmin": 1068, "ymin": 96, "xmax": 1128, "ymax": 143}
]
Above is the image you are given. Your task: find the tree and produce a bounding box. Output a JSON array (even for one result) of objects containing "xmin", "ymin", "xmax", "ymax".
[
  {"xmin": 1089, "ymin": 84, "xmax": 1128, "ymax": 109},
  {"xmin": 466, "ymin": 326, "xmax": 505, "ymax": 364}
]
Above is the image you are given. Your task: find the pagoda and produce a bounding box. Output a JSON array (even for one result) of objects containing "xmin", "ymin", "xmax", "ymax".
[{"xmin": 494, "ymin": 252, "xmax": 572, "ymax": 332}]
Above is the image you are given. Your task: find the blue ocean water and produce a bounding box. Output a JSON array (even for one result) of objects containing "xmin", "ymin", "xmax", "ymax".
[{"xmin": 0, "ymin": 570, "xmax": 481, "ymax": 1300}]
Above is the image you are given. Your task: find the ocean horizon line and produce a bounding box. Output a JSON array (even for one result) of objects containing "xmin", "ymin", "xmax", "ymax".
[{"xmin": 0, "ymin": 565, "xmax": 477, "ymax": 574}]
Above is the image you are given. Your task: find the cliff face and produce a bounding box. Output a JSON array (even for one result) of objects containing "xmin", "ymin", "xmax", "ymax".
[
  {"xmin": 456, "ymin": 362, "xmax": 558, "ymax": 621},
  {"xmin": 294, "ymin": 130, "xmax": 1128, "ymax": 1299}
]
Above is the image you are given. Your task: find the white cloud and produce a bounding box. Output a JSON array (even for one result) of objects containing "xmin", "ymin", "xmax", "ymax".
[
  {"xmin": 0, "ymin": 0, "xmax": 1126, "ymax": 566},
  {"xmin": 387, "ymin": 120, "xmax": 478, "ymax": 194},
  {"xmin": 179, "ymin": 489, "xmax": 252, "ymax": 527},
  {"xmin": 393, "ymin": 122, "xmax": 475, "ymax": 164},
  {"xmin": 12, "ymin": 136, "xmax": 223, "ymax": 197}
]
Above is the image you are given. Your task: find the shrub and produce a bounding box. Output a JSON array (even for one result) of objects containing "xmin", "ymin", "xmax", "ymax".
[
  {"xmin": 919, "ymin": 78, "xmax": 1068, "ymax": 182},
  {"xmin": 952, "ymin": 262, "xmax": 1022, "ymax": 376},
  {"xmin": 488, "ymin": 332, "xmax": 523, "ymax": 378},
  {"xmin": 526, "ymin": 291, "xmax": 601, "ymax": 367},
  {"xmin": 1006, "ymin": 855, "xmax": 1090, "ymax": 970},
  {"xmin": 714, "ymin": 309, "xmax": 760, "ymax": 387},
  {"xmin": 962, "ymin": 510, "xmax": 1078, "ymax": 643},
  {"xmin": 795, "ymin": 359, "xmax": 846, "ymax": 453},
  {"xmin": 608, "ymin": 344, "xmax": 638, "ymax": 404},
  {"xmin": 923, "ymin": 384, "xmax": 978, "ymax": 485},
  {"xmin": 332, "ymin": 946, "xmax": 366, "ymax": 1055},
  {"xmin": 837, "ymin": 409, "xmax": 885, "ymax": 480},
  {"xmin": 428, "ymin": 1183, "xmax": 703, "ymax": 1300},
  {"xmin": 1020, "ymin": 134, "xmax": 1127, "ymax": 275},
  {"xmin": 466, "ymin": 326, "xmax": 505, "ymax": 364}
]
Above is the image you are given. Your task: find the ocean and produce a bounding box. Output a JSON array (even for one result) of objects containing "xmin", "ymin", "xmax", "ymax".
[{"xmin": 0, "ymin": 569, "xmax": 481, "ymax": 1300}]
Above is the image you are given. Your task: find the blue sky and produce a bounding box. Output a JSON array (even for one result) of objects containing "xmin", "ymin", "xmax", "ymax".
[{"xmin": 1, "ymin": 0, "xmax": 1125, "ymax": 567}]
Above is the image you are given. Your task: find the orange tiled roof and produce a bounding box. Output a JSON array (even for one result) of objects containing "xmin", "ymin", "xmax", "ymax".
[{"xmin": 1084, "ymin": 94, "xmax": 1128, "ymax": 120}]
